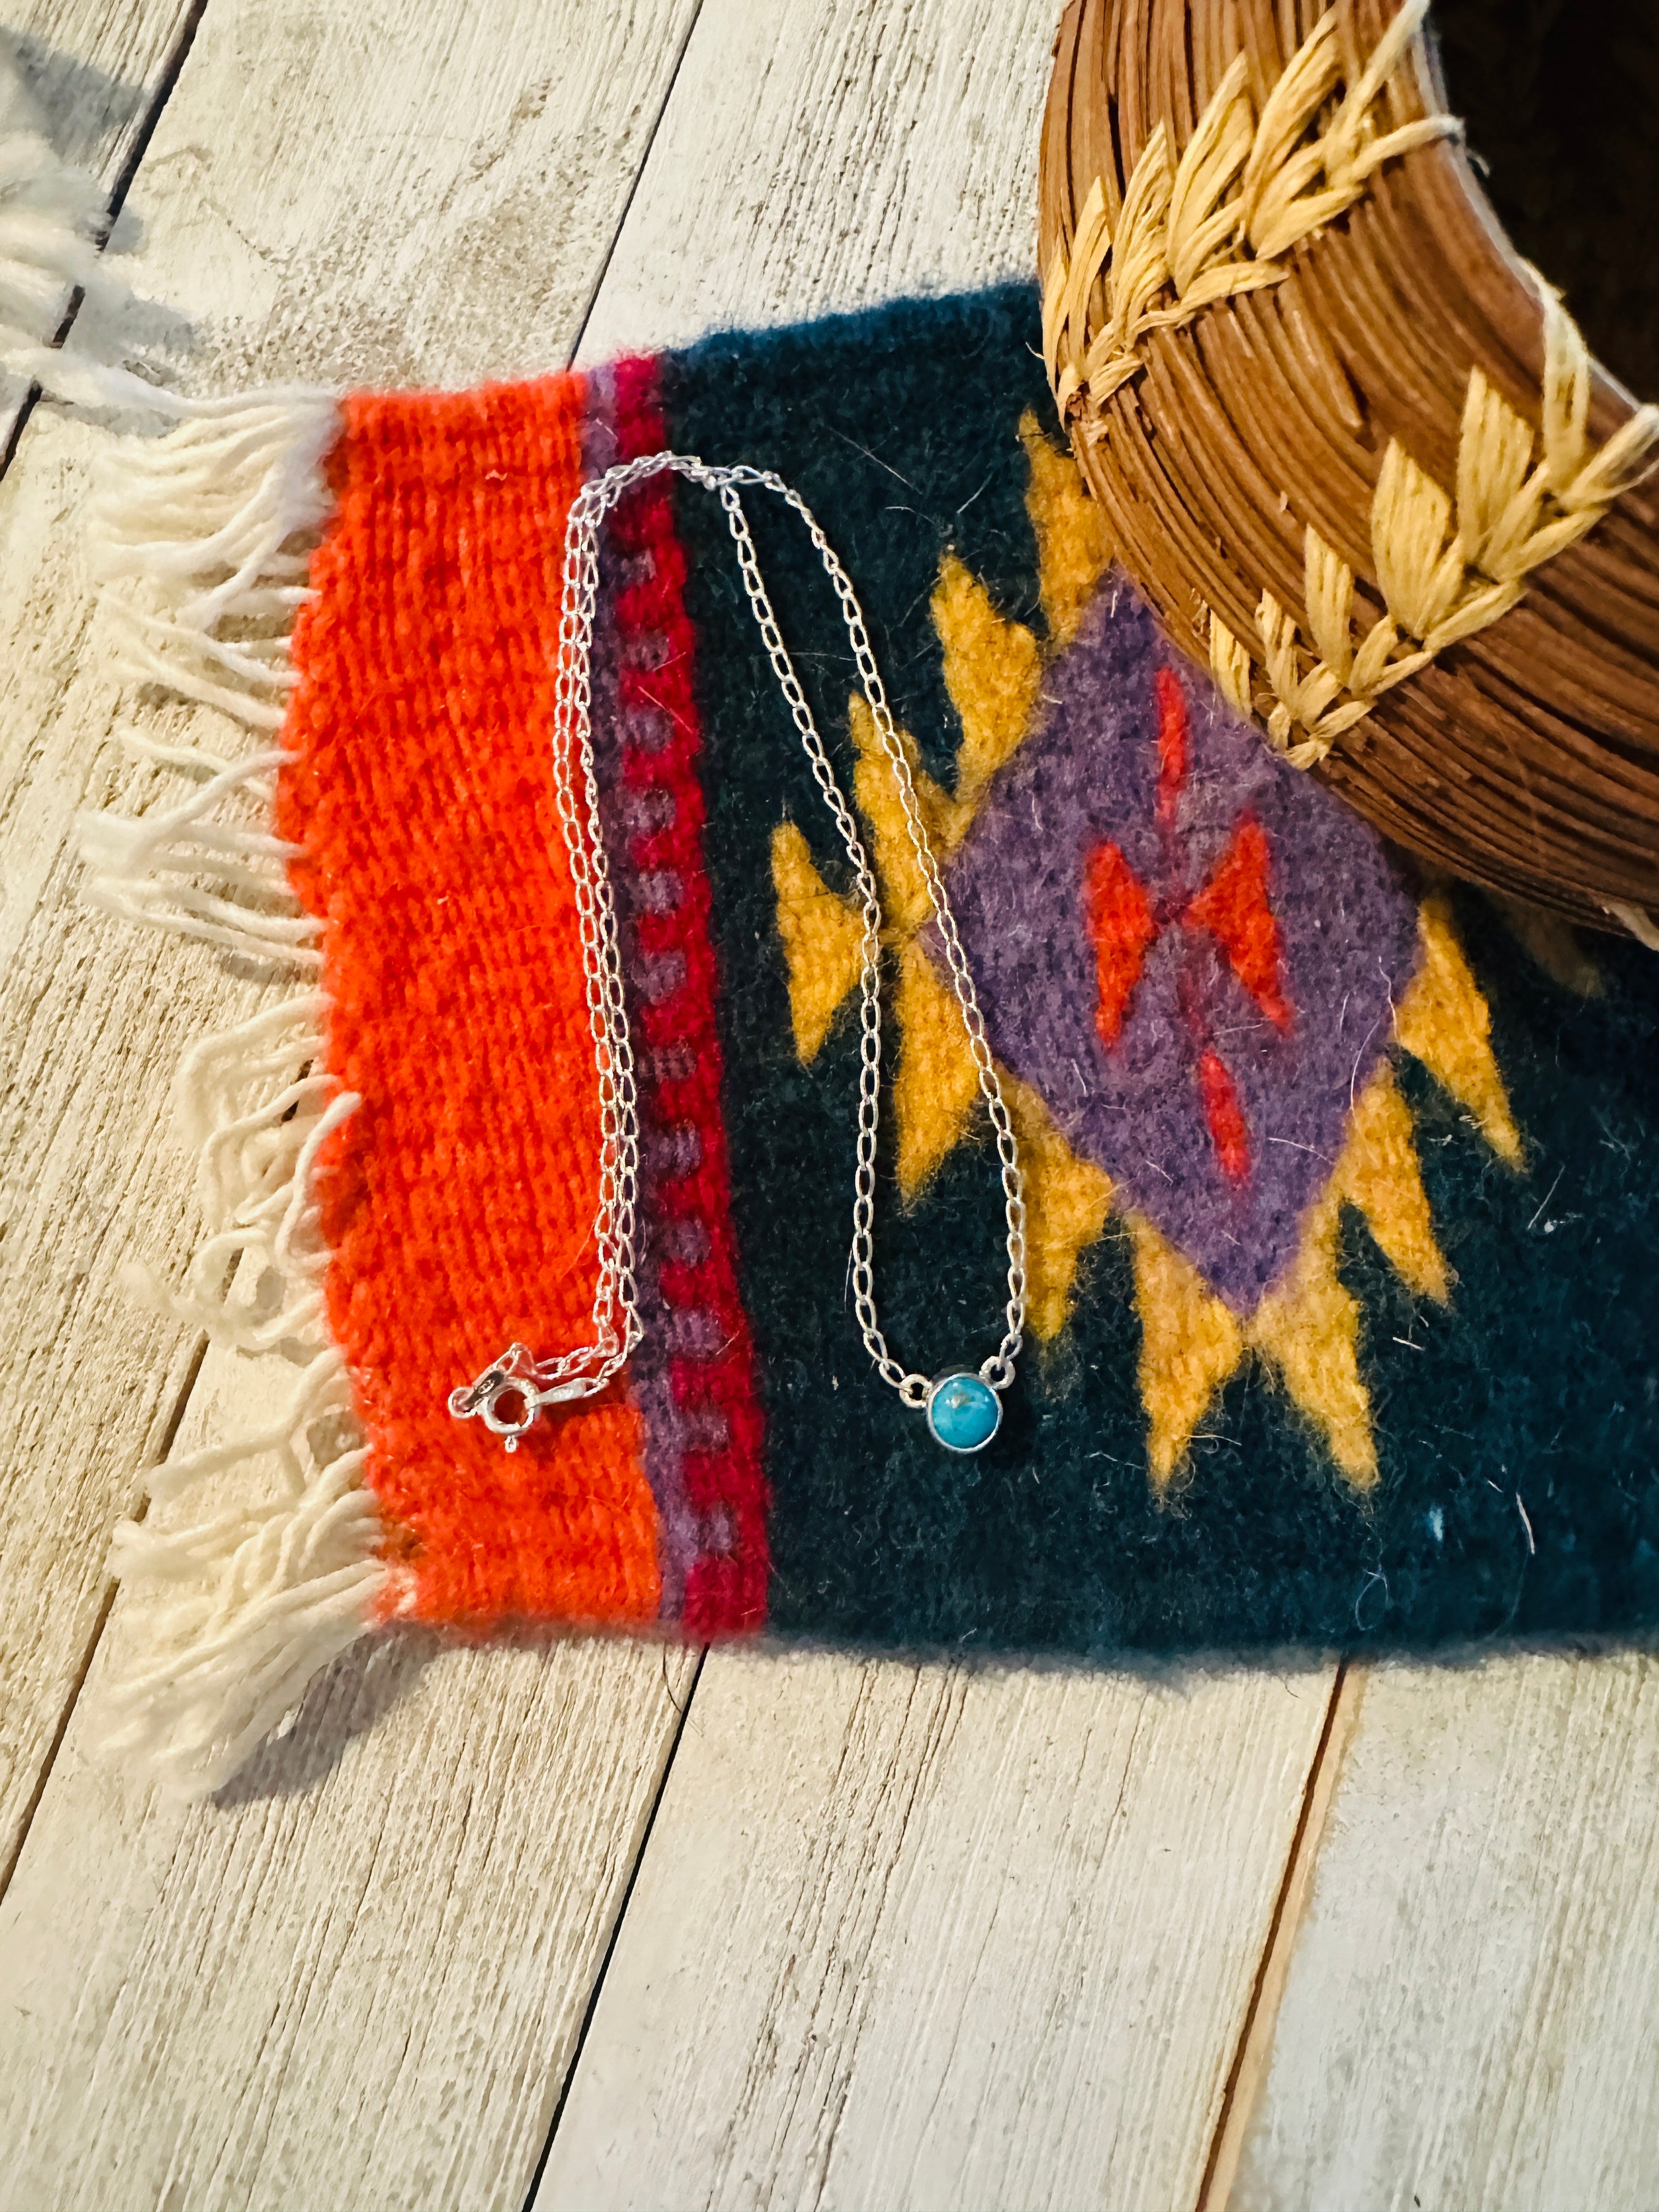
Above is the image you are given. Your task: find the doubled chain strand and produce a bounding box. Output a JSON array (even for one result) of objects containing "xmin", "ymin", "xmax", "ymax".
[{"xmin": 449, "ymin": 454, "xmax": 1026, "ymax": 1443}]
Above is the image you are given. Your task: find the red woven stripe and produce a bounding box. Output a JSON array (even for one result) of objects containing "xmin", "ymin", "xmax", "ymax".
[{"xmin": 610, "ymin": 356, "xmax": 771, "ymax": 1635}]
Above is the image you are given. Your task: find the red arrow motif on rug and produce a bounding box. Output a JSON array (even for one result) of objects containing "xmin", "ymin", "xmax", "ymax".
[{"xmin": 1081, "ymin": 668, "xmax": 1293, "ymax": 1185}]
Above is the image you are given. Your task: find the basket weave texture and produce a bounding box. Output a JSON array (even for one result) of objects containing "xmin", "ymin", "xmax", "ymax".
[{"xmin": 1040, "ymin": 0, "xmax": 1659, "ymax": 934}]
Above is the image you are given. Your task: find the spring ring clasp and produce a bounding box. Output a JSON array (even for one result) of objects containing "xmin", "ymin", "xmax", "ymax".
[{"xmin": 447, "ymin": 1343, "xmax": 596, "ymax": 1452}]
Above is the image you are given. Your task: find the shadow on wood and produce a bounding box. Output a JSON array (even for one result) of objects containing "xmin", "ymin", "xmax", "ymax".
[{"xmin": 210, "ymin": 1629, "xmax": 444, "ymax": 1808}]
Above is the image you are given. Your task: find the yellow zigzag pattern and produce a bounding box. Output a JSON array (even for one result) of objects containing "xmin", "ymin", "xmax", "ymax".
[
  {"xmin": 769, "ymin": 423, "xmax": 1522, "ymax": 1494},
  {"xmin": 772, "ymin": 414, "xmax": 1115, "ymax": 1336},
  {"xmin": 1135, "ymin": 899, "xmax": 1520, "ymax": 1490}
]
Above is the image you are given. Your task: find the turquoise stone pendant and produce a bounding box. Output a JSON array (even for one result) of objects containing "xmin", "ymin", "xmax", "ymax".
[{"xmin": 925, "ymin": 1368, "xmax": 1002, "ymax": 1454}]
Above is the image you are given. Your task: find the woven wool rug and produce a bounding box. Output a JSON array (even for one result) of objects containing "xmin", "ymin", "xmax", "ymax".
[{"xmin": 84, "ymin": 285, "xmax": 1659, "ymax": 1791}]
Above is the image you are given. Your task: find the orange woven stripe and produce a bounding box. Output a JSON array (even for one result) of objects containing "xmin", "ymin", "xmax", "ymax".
[{"xmin": 279, "ymin": 378, "xmax": 662, "ymax": 1627}]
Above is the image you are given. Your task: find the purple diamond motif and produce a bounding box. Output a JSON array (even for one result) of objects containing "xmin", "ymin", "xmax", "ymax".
[{"xmin": 939, "ymin": 580, "xmax": 1421, "ymax": 1313}]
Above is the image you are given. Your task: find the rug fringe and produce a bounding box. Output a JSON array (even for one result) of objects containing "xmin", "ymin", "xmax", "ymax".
[
  {"xmin": 81, "ymin": 388, "xmax": 392, "ymax": 1796},
  {"xmin": 78, "ymin": 390, "xmax": 340, "ymax": 961},
  {"xmin": 122, "ymin": 995, "xmax": 359, "ymax": 1354},
  {"xmin": 102, "ymin": 1349, "xmax": 386, "ymax": 1796}
]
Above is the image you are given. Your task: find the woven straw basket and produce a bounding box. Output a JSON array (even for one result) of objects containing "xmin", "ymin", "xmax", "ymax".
[{"xmin": 1039, "ymin": 0, "xmax": 1659, "ymax": 938}]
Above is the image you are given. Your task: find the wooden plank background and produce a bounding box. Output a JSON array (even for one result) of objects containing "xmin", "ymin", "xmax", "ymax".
[{"xmin": 0, "ymin": 2, "xmax": 1652, "ymax": 2207}]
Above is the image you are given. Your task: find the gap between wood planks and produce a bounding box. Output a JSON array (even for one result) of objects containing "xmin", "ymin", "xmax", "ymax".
[
  {"xmin": 1196, "ymin": 1659, "xmax": 1363, "ymax": 2212},
  {"xmin": 522, "ymin": 1644, "xmax": 710, "ymax": 2212},
  {"xmin": 0, "ymin": 1329, "xmax": 211, "ymax": 1906},
  {"xmin": 564, "ymin": 0, "xmax": 706, "ymax": 364},
  {"xmin": 0, "ymin": 0, "xmax": 207, "ymax": 478},
  {"xmin": 0, "ymin": 0, "xmax": 212, "ymax": 1916},
  {"xmin": 0, "ymin": 0, "xmax": 714, "ymax": 1912},
  {"xmin": 1, "ymin": 15, "xmax": 1354, "ymax": 2193}
]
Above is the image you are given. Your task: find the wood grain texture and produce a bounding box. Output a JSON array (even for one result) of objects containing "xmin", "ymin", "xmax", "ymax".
[
  {"xmin": 538, "ymin": 1649, "xmax": 1337, "ymax": 2211},
  {"xmin": 1227, "ymin": 1653, "xmax": 1659, "ymax": 2212},
  {"xmin": 575, "ymin": 0, "xmax": 1057, "ymax": 362},
  {"xmin": 0, "ymin": 0, "xmax": 198, "ymax": 460},
  {"xmin": 0, "ymin": 8, "xmax": 708, "ymax": 2205},
  {"xmin": 2, "ymin": 0, "xmax": 188, "ymax": 174},
  {"xmin": 0, "ymin": 0, "xmax": 699, "ymax": 1872},
  {"xmin": 0, "ymin": 1641, "xmax": 692, "ymax": 2212},
  {"xmin": 0, "ymin": 1310, "xmax": 698, "ymax": 2212},
  {"xmin": 105, "ymin": 0, "xmax": 706, "ymax": 396},
  {"xmin": 0, "ymin": 411, "xmax": 246, "ymax": 1866},
  {"xmin": 561, "ymin": 12, "xmax": 1344, "ymax": 2204}
]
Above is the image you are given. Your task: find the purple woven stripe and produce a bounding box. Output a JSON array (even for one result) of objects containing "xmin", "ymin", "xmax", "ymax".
[{"xmin": 583, "ymin": 369, "xmax": 705, "ymax": 1620}]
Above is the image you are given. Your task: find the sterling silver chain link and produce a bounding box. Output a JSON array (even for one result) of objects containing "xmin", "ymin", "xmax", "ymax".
[{"xmin": 449, "ymin": 455, "xmax": 1026, "ymax": 1451}]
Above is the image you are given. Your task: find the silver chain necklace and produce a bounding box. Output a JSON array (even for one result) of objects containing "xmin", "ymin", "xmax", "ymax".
[{"xmin": 449, "ymin": 455, "xmax": 1026, "ymax": 1455}]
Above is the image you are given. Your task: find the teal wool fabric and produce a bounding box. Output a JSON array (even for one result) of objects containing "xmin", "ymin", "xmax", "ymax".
[{"xmin": 656, "ymin": 284, "xmax": 1659, "ymax": 1660}]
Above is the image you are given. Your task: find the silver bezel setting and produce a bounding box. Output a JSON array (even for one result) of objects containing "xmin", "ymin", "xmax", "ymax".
[{"xmin": 924, "ymin": 1367, "xmax": 1003, "ymax": 1455}]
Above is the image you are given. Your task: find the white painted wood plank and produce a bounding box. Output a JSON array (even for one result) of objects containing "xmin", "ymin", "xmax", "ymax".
[
  {"xmin": 3, "ymin": 0, "xmax": 186, "ymax": 177},
  {"xmin": 1, "ymin": 1, "xmax": 198, "ymax": 457},
  {"xmin": 0, "ymin": 4, "xmax": 714, "ymax": 2207},
  {"xmin": 3, "ymin": 9, "xmax": 1331, "ymax": 2211},
  {"xmin": 575, "ymin": 0, "xmax": 1056, "ymax": 363},
  {"xmin": 1227, "ymin": 1653, "xmax": 1659, "ymax": 2212},
  {"xmin": 0, "ymin": 1309, "xmax": 699, "ymax": 2212},
  {"xmin": 1, "ymin": 2, "xmax": 187, "ymax": 177},
  {"xmin": 539, "ymin": 1649, "xmax": 1335, "ymax": 2212},
  {"xmin": 1, "ymin": 1643, "xmax": 690, "ymax": 2212},
  {"xmin": 0, "ymin": 0, "xmax": 698, "ymax": 1862},
  {"xmin": 111, "ymin": 0, "xmax": 703, "ymax": 397}
]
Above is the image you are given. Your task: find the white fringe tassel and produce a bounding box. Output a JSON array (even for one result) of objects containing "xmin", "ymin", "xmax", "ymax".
[
  {"xmin": 103, "ymin": 1348, "xmax": 385, "ymax": 1794},
  {"xmin": 123, "ymin": 996, "xmax": 360, "ymax": 1353},
  {"xmin": 78, "ymin": 389, "xmax": 341, "ymax": 962},
  {"xmin": 80, "ymin": 380, "xmax": 396, "ymax": 1796}
]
